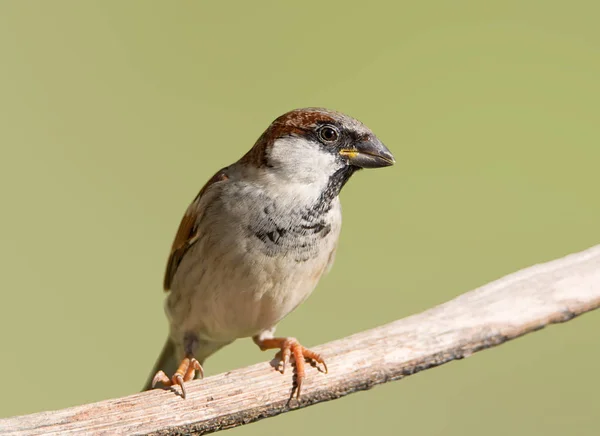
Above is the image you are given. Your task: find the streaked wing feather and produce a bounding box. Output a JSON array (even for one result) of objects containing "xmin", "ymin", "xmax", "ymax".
[{"xmin": 163, "ymin": 168, "xmax": 229, "ymax": 291}]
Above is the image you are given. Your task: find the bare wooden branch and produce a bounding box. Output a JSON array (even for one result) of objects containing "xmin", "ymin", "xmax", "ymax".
[{"xmin": 3, "ymin": 244, "xmax": 600, "ymax": 436}]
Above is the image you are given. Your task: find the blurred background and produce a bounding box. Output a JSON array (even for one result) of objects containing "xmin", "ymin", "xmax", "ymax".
[{"xmin": 1, "ymin": 1, "xmax": 599, "ymax": 434}]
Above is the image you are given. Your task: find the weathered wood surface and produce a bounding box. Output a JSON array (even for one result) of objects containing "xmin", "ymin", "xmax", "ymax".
[{"xmin": 2, "ymin": 244, "xmax": 600, "ymax": 435}]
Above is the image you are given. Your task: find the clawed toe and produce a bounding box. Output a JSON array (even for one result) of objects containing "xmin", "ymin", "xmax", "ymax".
[
  {"xmin": 151, "ymin": 357, "xmax": 203, "ymax": 399},
  {"xmin": 254, "ymin": 336, "xmax": 327, "ymax": 398}
]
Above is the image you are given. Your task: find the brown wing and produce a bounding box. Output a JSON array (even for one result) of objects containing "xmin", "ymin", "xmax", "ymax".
[{"xmin": 163, "ymin": 168, "xmax": 229, "ymax": 291}]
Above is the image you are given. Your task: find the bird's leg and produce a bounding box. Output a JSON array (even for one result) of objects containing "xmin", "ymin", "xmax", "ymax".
[
  {"xmin": 253, "ymin": 334, "xmax": 327, "ymax": 398},
  {"xmin": 152, "ymin": 333, "xmax": 203, "ymax": 399}
]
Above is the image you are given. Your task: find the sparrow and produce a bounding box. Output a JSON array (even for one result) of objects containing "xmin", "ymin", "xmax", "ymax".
[{"xmin": 143, "ymin": 107, "xmax": 394, "ymax": 399}]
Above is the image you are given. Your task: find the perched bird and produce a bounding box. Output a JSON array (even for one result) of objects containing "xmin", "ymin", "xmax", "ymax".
[{"xmin": 144, "ymin": 107, "xmax": 394, "ymax": 398}]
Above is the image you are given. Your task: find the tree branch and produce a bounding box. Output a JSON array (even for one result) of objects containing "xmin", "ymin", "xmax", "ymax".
[{"xmin": 3, "ymin": 244, "xmax": 600, "ymax": 436}]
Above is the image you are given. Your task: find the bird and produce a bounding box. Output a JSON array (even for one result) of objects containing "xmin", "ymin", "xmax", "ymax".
[{"xmin": 143, "ymin": 107, "xmax": 395, "ymax": 399}]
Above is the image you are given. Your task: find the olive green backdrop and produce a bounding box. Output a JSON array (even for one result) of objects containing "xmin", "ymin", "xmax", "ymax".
[{"xmin": 1, "ymin": 1, "xmax": 599, "ymax": 435}]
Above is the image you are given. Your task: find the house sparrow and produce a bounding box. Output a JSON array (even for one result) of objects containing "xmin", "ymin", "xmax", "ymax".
[{"xmin": 144, "ymin": 107, "xmax": 394, "ymax": 399}]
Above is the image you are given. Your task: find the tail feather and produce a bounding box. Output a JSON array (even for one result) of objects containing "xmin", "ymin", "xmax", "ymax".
[{"xmin": 142, "ymin": 338, "xmax": 178, "ymax": 392}]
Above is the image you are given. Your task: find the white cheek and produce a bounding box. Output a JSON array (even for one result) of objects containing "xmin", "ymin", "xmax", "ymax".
[{"xmin": 268, "ymin": 137, "xmax": 340, "ymax": 185}]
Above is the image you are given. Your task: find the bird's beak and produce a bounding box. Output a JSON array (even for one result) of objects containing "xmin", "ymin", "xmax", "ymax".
[{"xmin": 339, "ymin": 138, "xmax": 395, "ymax": 169}]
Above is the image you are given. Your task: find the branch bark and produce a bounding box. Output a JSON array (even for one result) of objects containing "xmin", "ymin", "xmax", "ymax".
[{"xmin": 3, "ymin": 244, "xmax": 600, "ymax": 436}]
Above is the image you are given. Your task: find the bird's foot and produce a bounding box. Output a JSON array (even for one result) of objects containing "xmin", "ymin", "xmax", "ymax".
[
  {"xmin": 253, "ymin": 336, "xmax": 327, "ymax": 398},
  {"xmin": 151, "ymin": 357, "xmax": 203, "ymax": 399}
]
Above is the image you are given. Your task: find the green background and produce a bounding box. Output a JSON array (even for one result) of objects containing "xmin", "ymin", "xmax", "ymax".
[{"xmin": 1, "ymin": 1, "xmax": 599, "ymax": 435}]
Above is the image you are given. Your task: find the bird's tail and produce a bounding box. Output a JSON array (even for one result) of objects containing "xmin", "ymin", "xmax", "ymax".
[{"xmin": 142, "ymin": 338, "xmax": 178, "ymax": 392}]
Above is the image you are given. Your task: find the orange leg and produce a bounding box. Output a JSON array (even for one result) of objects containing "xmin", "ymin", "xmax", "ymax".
[
  {"xmin": 152, "ymin": 357, "xmax": 203, "ymax": 399},
  {"xmin": 253, "ymin": 336, "xmax": 327, "ymax": 398}
]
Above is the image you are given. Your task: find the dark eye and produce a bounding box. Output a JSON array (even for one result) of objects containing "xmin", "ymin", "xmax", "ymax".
[{"xmin": 318, "ymin": 125, "xmax": 339, "ymax": 143}]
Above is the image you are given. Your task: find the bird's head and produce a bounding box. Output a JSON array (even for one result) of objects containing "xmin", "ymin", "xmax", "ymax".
[{"xmin": 241, "ymin": 108, "xmax": 394, "ymax": 190}]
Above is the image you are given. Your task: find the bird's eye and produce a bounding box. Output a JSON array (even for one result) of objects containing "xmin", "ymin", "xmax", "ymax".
[{"xmin": 318, "ymin": 125, "xmax": 339, "ymax": 143}]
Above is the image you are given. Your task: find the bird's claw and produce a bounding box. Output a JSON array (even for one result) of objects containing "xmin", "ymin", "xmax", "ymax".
[
  {"xmin": 151, "ymin": 357, "xmax": 203, "ymax": 399},
  {"xmin": 258, "ymin": 337, "xmax": 327, "ymax": 398}
]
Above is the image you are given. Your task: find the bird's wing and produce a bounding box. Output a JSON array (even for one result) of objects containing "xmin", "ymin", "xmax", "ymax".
[{"xmin": 163, "ymin": 168, "xmax": 229, "ymax": 291}]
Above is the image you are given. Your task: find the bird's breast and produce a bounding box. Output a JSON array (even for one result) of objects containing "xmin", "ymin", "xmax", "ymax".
[{"xmin": 166, "ymin": 183, "xmax": 341, "ymax": 343}]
